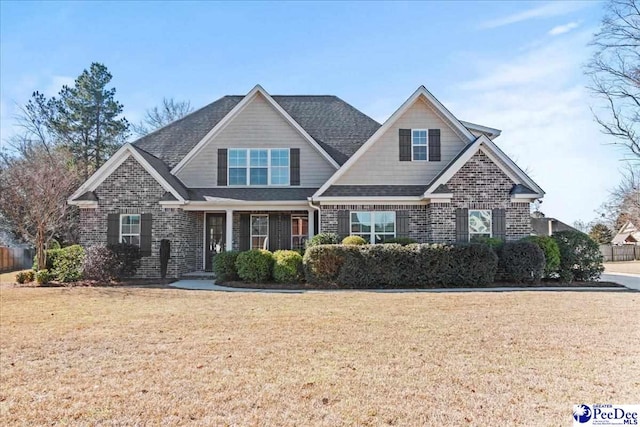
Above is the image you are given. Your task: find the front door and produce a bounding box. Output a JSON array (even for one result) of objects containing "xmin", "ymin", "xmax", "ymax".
[{"xmin": 205, "ymin": 213, "xmax": 226, "ymax": 271}]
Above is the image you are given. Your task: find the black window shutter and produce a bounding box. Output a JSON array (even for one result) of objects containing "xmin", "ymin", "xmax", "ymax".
[
  {"xmin": 492, "ymin": 208, "xmax": 506, "ymax": 241},
  {"xmin": 268, "ymin": 214, "xmax": 279, "ymax": 251},
  {"xmin": 140, "ymin": 213, "xmax": 152, "ymax": 256},
  {"xmin": 280, "ymin": 214, "xmax": 291, "ymax": 250},
  {"xmin": 456, "ymin": 208, "xmax": 469, "ymax": 243},
  {"xmin": 290, "ymin": 148, "xmax": 300, "ymax": 186},
  {"xmin": 239, "ymin": 214, "xmax": 250, "ymax": 251},
  {"xmin": 107, "ymin": 213, "xmax": 120, "ymax": 245},
  {"xmin": 337, "ymin": 210, "xmax": 350, "ymax": 238},
  {"xmin": 399, "ymin": 129, "xmax": 412, "ymax": 161},
  {"xmin": 217, "ymin": 148, "xmax": 228, "ymax": 186},
  {"xmin": 396, "ymin": 211, "xmax": 409, "ymax": 238},
  {"xmin": 429, "ymin": 129, "xmax": 441, "ymax": 162}
]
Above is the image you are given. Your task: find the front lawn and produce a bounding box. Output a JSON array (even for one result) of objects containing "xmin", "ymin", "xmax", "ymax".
[{"xmin": 1, "ymin": 287, "xmax": 638, "ymax": 425}]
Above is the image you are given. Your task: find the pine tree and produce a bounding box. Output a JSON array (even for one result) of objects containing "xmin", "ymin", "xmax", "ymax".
[{"xmin": 589, "ymin": 223, "xmax": 614, "ymax": 244}]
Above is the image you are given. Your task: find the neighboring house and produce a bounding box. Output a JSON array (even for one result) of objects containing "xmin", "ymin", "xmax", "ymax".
[
  {"xmin": 612, "ymin": 221, "xmax": 640, "ymax": 245},
  {"xmin": 69, "ymin": 85, "xmax": 544, "ymax": 278},
  {"xmin": 531, "ymin": 216, "xmax": 581, "ymax": 236}
]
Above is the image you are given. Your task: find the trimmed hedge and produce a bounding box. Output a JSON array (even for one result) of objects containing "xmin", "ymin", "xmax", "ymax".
[
  {"xmin": 497, "ymin": 241, "xmax": 545, "ymax": 283},
  {"xmin": 341, "ymin": 236, "xmax": 367, "ymax": 246},
  {"xmin": 52, "ymin": 245, "xmax": 85, "ymax": 282},
  {"xmin": 552, "ymin": 230, "xmax": 604, "ymax": 282},
  {"xmin": 107, "ymin": 243, "xmax": 142, "ymax": 278},
  {"xmin": 470, "ymin": 235, "xmax": 505, "ymax": 251},
  {"xmin": 82, "ymin": 246, "xmax": 120, "ymax": 282},
  {"xmin": 384, "ymin": 237, "xmax": 417, "ymax": 246},
  {"xmin": 304, "ymin": 243, "xmax": 498, "ymax": 288},
  {"xmin": 306, "ymin": 232, "xmax": 340, "ymax": 248},
  {"xmin": 236, "ymin": 249, "xmax": 274, "ymax": 283},
  {"xmin": 273, "ymin": 250, "xmax": 304, "ymax": 283},
  {"xmin": 522, "ymin": 235, "xmax": 560, "ymax": 277},
  {"xmin": 212, "ymin": 251, "xmax": 240, "ymax": 282}
]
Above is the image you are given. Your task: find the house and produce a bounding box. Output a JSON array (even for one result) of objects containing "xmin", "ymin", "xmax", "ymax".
[
  {"xmin": 531, "ymin": 215, "xmax": 581, "ymax": 236},
  {"xmin": 68, "ymin": 85, "xmax": 544, "ymax": 278},
  {"xmin": 612, "ymin": 221, "xmax": 640, "ymax": 245}
]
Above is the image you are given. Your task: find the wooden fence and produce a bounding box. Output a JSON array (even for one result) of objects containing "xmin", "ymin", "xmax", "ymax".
[
  {"xmin": 600, "ymin": 244, "xmax": 640, "ymax": 262},
  {"xmin": 0, "ymin": 247, "xmax": 35, "ymax": 273}
]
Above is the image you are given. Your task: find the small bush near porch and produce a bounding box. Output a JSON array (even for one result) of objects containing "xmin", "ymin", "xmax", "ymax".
[{"xmin": 1, "ymin": 287, "xmax": 637, "ymax": 425}]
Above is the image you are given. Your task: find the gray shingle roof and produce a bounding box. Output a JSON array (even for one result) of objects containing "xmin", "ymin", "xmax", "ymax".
[
  {"xmin": 73, "ymin": 191, "xmax": 98, "ymax": 202},
  {"xmin": 133, "ymin": 95, "xmax": 381, "ymax": 168},
  {"xmin": 321, "ymin": 185, "xmax": 427, "ymax": 197},
  {"xmin": 531, "ymin": 218, "xmax": 582, "ymax": 236},
  {"xmin": 511, "ymin": 184, "xmax": 537, "ymax": 195},
  {"xmin": 188, "ymin": 187, "xmax": 318, "ymax": 201}
]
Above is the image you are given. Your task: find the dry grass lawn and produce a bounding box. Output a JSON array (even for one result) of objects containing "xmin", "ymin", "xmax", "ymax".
[
  {"xmin": 605, "ymin": 261, "xmax": 640, "ymax": 275},
  {"xmin": 1, "ymin": 287, "xmax": 638, "ymax": 426}
]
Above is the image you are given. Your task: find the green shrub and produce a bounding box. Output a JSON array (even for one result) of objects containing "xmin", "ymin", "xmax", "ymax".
[
  {"xmin": 212, "ymin": 251, "xmax": 240, "ymax": 282},
  {"xmin": 107, "ymin": 243, "xmax": 142, "ymax": 278},
  {"xmin": 82, "ymin": 246, "xmax": 120, "ymax": 282},
  {"xmin": 24, "ymin": 270, "xmax": 35, "ymax": 282},
  {"xmin": 341, "ymin": 235, "xmax": 367, "ymax": 246},
  {"xmin": 384, "ymin": 237, "xmax": 417, "ymax": 246},
  {"xmin": 15, "ymin": 271, "xmax": 27, "ymax": 284},
  {"xmin": 497, "ymin": 241, "xmax": 545, "ymax": 283},
  {"xmin": 303, "ymin": 243, "xmax": 498, "ymax": 288},
  {"xmin": 273, "ymin": 250, "xmax": 304, "ymax": 283},
  {"xmin": 48, "ymin": 239, "xmax": 61, "ymax": 250},
  {"xmin": 522, "ymin": 235, "xmax": 560, "ymax": 277},
  {"xmin": 34, "ymin": 248, "xmax": 60, "ymax": 271},
  {"xmin": 235, "ymin": 250, "xmax": 274, "ymax": 283},
  {"xmin": 303, "ymin": 245, "xmax": 346, "ymax": 286},
  {"xmin": 552, "ymin": 231, "xmax": 604, "ymax": 282},
  {"xmin": 470, "ymin": 235, "xmax": 504, "ymax": 251},
  {"xmin": 306, "ymin": 232, "xmax": 340, "ymax": 248},
  {"xmin": 51, "ymin": 245, "xmax": 85, "ymax": 282},
  {"xmin": 35, "ymin": 269, "xmax": 51, "ymax": 285}
]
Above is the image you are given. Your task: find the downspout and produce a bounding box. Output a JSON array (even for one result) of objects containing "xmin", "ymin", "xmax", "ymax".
[{"xmin": 308, "ymin": 198, "xmax": 321, "ymax": 236}]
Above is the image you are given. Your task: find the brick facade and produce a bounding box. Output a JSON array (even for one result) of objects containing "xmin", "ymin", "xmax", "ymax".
[
  {"xmin": 79, "ymin": 156, "xmax": 200, "ymax": 278},
  {"xmin": 320, "ymin": 151, "xmax": 532, "ymax": 243}
]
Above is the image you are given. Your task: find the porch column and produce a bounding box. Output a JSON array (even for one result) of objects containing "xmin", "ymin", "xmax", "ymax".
[
  {"xmin": 308, "ymin": 208, "xmax": 315, "ymax": 239},
  {"xmin": 225, "ymin": 209, "xmax": 233, "ymax": 251}
]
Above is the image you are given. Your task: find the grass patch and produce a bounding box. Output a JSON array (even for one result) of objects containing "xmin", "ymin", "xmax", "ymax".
[{"xmin": 1, "ymin": 287, "xmax": 638, "ymax": 425}]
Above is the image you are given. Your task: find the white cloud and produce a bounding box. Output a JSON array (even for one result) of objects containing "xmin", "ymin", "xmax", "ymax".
[
  {"xmin": 548, "ymin": 21, "xmax": 580, "ymax": 36},
  {"xmin": 450, "ymin": 30, "xmax": 621, "ymax": 225},
  {"xmin": 479, "ymin": 2, "xmax": 590, "ymax": 30}
]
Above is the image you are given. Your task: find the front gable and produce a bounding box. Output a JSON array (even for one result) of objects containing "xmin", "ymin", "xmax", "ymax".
[
  {"xmin": 175, "ymin": 91, "xmax": 337, "ymax": 188},
  {"xmin": 333, "ymin": 97, "xmax": 469, "ymax": 186}
]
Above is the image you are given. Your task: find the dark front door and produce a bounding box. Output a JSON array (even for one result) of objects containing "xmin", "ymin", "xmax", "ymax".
[{"xmin": 205, "ymin": 213, "xmax": 226, "ymax": 271}]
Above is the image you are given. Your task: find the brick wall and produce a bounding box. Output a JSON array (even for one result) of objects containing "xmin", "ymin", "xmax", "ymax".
[
  {"xmin": 78, "ymin": 156, "xmax": 200, "ymax": 278},
  {"xmin": 319, "ymin": 151, "xmax": 532, "ymax": 243}
]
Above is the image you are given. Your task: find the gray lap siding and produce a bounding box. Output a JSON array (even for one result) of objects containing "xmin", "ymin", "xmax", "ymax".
[{"xmin": 78, "ymin": 156, "xmax": 200, "ymax": 278}]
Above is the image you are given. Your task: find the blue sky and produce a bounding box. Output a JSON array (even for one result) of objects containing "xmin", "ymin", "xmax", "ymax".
[{"xmin": 0, "ymin": 1, "xmax": 623, "ymax": 225}]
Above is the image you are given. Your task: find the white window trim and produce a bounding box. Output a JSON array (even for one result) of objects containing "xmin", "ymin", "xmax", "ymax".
[
  {"xmin": 411, "ymin": 129, "xmax": 428, "ymax": 162},
  {"xmin": 119, "ymin": 214, "xmax": 141, "ymax": 246},
  {"xmin": 350, "ymin": 211, "xmax": 396, "ymax": 244},
  {"xmin": 250, "ymin": 214, "xmax": 269, "ymax": 250},
  {"xmin": 468, "ymin": 209, "xmax": 492, "ymax": 239},
  {"xmin": 291, "ymin": 215, "xmax": 308, "ymax": 249},
  {"xmin": 227, "ymin": 148, "xmax": 290, "ymax": 187}
]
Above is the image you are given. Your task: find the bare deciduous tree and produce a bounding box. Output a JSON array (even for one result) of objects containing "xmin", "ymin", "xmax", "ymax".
[
  {"xmin": 131, "ymin": 98, "xmax": 193, "ymax": 137},
  {"xmin": 0, "ymin": 149, "xmax": 80, "ymax": 269},
  {"xmin": 599, "ymin": 163, "xmax": 640, "ymax": 230},
  {"xmin": 586, "ymin": 0, "xmax": 640, "ymax": 159}
]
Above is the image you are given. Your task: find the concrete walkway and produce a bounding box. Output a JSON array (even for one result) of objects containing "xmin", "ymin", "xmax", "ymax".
[
  {"xmin": 170, "ymin": 280, "xmax": 633, "ymax": 293},
  {"xmin": 601, "ymin": 273, "xmax": 640, "ymax": 291}
]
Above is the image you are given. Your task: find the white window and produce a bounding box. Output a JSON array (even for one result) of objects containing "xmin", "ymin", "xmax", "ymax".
[
  {"xmin": 251, "ymin": 215, "xmax": 269, "ymax": 249},
  {"xmin": 350, "ymin": 211, "xmax": 396, "ymax": 244},
  {"xmin": 291, "ymin": 216, "xmax": 308, "ymax": 250},
  {"xmin": 412, "ymin": 129, "xmax": 428, "ymax": 161},
  {"xmin": 469, "ymin": 210, "xmax": 492, "ymax": 240},
  {"xmin": 228, "ymin": 149, "xmax": 290, "ymax": 186},
  {"xmin": 120, "ymin": 214, "xmax": 141, "ymax": 246}
]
